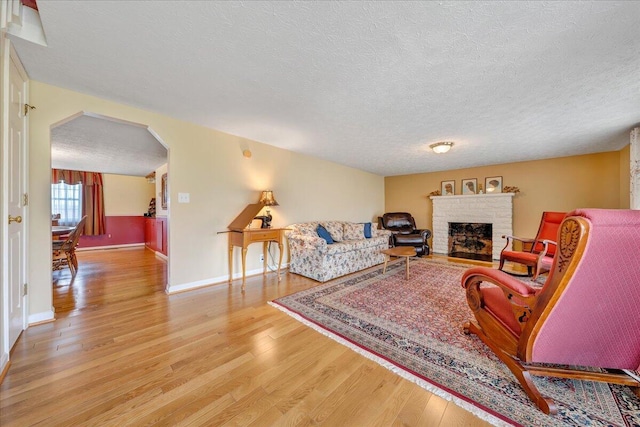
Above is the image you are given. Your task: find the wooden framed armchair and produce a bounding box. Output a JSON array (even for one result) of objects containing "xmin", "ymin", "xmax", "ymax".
[
  {"xmin": 498, "ymin": 211, "xmax": 566, "ymax": 279},
  {"xmin": 462, "ymin": 209, "xmax": 640, "ymax": 414}
]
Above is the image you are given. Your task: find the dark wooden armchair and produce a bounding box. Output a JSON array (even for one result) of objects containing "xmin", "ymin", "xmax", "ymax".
[
  {"xmin": 462, "ymin": 209, "xmax": 640, "ymax": 414},
  {"xmin": 498, "ymin": 211, "xmax": 566, "ymax": 279}
]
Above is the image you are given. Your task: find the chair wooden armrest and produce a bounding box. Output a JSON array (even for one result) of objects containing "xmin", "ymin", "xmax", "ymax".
[
  {"xmin": 463, "ymin": 267, "xmax": 541, "ymax": 340},
  {"xmin": 501, "ymin": 235, "xmax": 535, "ymax": 252},
  {"xmin": 502, "ymin": 235, "xmax": 535, "ymax": 244},
  {"xmin": 538, "ymin": 239, "xmax": 556, "ymax": 256},
  {"xmin": 462, "ymin": 267, "xmax": 539, "ymax": 303}
]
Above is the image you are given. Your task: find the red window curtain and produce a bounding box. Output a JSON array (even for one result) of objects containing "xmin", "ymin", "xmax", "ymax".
[{"xmin": 51, "ymin": 169, "xmax": 106, "ymax": 236}]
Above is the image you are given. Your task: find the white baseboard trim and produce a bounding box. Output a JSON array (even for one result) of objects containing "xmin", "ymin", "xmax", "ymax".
[
  {"xmin": 28, "ymin": 309, "xmax": 55, "ymax": 325},
  {"xmin": 166, "ymin": 264, "xmax": 289, "ymax": 294},
  {"xmin": 77, "ymin": 243, "xmax": 145, "ymax": 252},
  {"xmin": 0, "ymin": 352, "xmax": 9, "ymax": 379}
]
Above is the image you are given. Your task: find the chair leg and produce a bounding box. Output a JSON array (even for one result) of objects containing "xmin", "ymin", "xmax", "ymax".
[
  {"xmin": 71, "ymin": 251, "xmax": 78, "ymax": 272},
  {"xmin": 532, "ymin": 267, "xmax": 539, "ymax": 280},
  {"xmin": 464, "ymin": 321, "xmax": 558, "ymax": 415},
  {"xmin": 498, "ymin": 259, "xmax": 535, "ymax": 278},
  {"xmin": 66, "ymin": 252, "xmax": 76, "ymax": 277}
]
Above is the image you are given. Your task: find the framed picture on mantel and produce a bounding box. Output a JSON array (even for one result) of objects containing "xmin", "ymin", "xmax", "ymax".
[
  {"xmin": 441, "ymin": 180, "xmax": 455, "ymax": 196},
  {"xmin": 462, "ymin": 178, "xmax": 477, "ymax": 195},
  {"xmin": 485, "ymin": 176, "xmax": 503, "ymax": 194}
]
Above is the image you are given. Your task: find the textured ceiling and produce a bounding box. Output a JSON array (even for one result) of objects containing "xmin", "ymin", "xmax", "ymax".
[
  {"xmin": 51, "ymin": 114, "xmax": 167, "ymax": 177},
  {"xmin": 10, "ymin": 1, "xmax": 640, "ymax": 176}
]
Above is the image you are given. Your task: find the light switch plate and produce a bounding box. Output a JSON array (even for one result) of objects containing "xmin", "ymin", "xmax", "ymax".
[{"xmin": 178, "ymin": 192, "xmax": 190, "ymax": 203}]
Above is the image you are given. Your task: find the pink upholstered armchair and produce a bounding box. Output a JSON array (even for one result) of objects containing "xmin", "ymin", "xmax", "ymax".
[{"xmin": 462, "ymin": 209, "xmax": 640, "ymax": 414}]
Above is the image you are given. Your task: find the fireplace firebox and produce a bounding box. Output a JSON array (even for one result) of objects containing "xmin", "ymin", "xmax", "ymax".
[{"xmin": 448, "ymin": 222, "xmax": 493, "ymax": 262}]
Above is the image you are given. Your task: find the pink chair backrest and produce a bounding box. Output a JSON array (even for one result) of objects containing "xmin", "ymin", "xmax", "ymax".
[{"xmin": 530, "ymin": 209, "xmax": 640, "ymax": 369}]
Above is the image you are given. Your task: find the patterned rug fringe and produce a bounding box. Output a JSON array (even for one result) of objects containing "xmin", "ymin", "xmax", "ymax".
[{"xmin": 268, "ymin": 300, "xmax": 513, "ymax": 427}]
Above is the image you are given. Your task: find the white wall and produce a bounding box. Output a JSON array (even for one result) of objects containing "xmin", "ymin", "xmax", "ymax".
[{"xmin": 28, "ymin": 82, "xmax": 385, "ymax": 320}]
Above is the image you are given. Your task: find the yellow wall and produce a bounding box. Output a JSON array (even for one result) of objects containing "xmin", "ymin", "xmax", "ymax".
[
  {"xmin": 385, "ymin": 149, "xmax": 630, "ymax": 239},
  {"xmin": 29, "ymin": 82, "xmax": 385, "ymax": 318},
  {"xmin": 103, "ymin": 174, "xmax": 155, "ymax": 216}
]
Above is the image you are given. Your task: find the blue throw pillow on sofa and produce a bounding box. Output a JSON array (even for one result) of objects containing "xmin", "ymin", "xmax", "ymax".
[
  {"xmin": 317, "ymin": 225, "xmax": 334, "ymax": 244},
  {"xmin": 363, "ymin": 222, "xmax": 372, "ymax": 238}
]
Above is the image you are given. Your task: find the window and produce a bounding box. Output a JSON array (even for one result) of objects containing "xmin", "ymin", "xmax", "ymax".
[{"xmin": 51, "ymin": 181, "xmax": 82, "ymax": 226}]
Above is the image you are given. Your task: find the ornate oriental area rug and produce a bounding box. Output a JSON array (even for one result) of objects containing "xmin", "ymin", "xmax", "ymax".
[{"xmin": 270, "ymin": 259, "xmax": 640, "ymax": 427}]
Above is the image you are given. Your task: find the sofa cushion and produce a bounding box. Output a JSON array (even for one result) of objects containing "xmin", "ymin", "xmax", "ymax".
[
  {"xmin": 316, "ymin": 225, "xmax": 334, "ymax": 244},
  {"xmin": 364, "ymin": 222, "xmax": 372, "ymax": 238},
  {"xmin": 343, "ymin": 223, "xmax": 364, "ymax": 240},
  {"xmin": 325, "ymin": 237, "xmax": 384, "ymax": 255},
  {"xmin": 323, "ymin": 221, "xmax": 344, "ymax": 242},
  {"xmin": 294, "ymin": 222, "xmax": 319, "ymax": 236}
]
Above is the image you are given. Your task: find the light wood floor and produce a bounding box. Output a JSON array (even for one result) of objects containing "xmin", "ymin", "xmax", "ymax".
[{"xmin": 1, "ymin": 248, "xmax": 494, "ymax": 426}]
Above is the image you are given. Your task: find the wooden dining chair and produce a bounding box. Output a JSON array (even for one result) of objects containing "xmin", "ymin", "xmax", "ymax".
[{"xmin": 52, "ymin": 216, "xmax": 87, "ymax": 277}]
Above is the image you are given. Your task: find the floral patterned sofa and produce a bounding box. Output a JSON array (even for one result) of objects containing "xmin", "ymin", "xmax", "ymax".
[{"xmin": 286, "ymin": 221, "xmax": 392, "ymax": 282}]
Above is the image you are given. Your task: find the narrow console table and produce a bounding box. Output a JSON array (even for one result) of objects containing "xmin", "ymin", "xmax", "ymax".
[{"xmin": 227, "ymin": 228, "xmax": 286, "ymax": 290}]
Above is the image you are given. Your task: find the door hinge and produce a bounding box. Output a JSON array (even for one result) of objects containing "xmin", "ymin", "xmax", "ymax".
[
  {"xmin": 23, "ymin": 283, "xmax": 28, "ymax": 296},
  {"xmin": 24, "ymin": 104, "xmax": 36, "ymax": 115},
  {"xmin": 23, "ymin": 193, "xmax": 28, "ymax": 206}
]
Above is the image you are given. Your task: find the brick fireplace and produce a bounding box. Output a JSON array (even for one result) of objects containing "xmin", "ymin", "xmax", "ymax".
[{"xmin": 430, "ymin": 193, "xmax": 515, "ymax": 260}]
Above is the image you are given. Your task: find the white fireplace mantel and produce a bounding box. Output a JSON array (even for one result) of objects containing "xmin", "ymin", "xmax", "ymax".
[{"xmin": 430, "ymin": 193, "xmax": 515, "ymax": 260}]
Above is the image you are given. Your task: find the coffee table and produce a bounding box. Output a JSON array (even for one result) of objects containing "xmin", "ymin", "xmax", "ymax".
[{"xmin": 381, "ymin": 246, "xmax": 417, "ymax": 279}]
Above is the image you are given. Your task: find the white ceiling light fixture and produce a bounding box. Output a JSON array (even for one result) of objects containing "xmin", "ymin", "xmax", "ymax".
[{"xmin": 430, "ymin": 141, "xmax": 454, "ymax": 154}]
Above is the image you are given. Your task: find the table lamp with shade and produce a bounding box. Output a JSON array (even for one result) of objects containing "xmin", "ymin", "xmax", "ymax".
[{"xmin": 258, "ymin": 190, "xmax": 279, "ymax": 228}]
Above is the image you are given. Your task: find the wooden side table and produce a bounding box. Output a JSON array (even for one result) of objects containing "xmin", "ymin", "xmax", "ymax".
[
  {"xmin": 381, "ymin": 246, "xmax": 417, "ymax": 280},
  {"xmin": 228, "ymin": 228, "xmax": 286, "ymax": 290}
]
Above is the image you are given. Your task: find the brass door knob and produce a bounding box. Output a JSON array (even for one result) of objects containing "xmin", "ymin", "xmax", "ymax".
[{"xmin": 8, "ymin": 215, "xmax": 22, "ymax": 224}]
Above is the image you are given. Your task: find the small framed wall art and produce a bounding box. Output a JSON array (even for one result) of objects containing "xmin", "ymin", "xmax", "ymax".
[
  {"xmin": 462, "ymin": 178, "xmax": 477, "ymax": 195},
  {"xmin": 441, "ymin": 180, "xmax": 455, "ymax": 195},
  {"xmin": 161, "ymin": 173, "xmax": 168, "ymax": 209},
  {"xmin": 485, "ymin": 176, "xmax": 503, "ymax": 194}
]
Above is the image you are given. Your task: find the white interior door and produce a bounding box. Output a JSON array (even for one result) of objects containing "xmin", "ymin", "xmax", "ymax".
[{"xmin": 6, "ymin": 44, "xmax": 28, "ymax": 349}]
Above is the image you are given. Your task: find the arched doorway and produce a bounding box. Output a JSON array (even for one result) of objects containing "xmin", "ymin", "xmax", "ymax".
[{"xmin": 50, "ymin": 112, "xmax": 169, "ymax": 312}]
